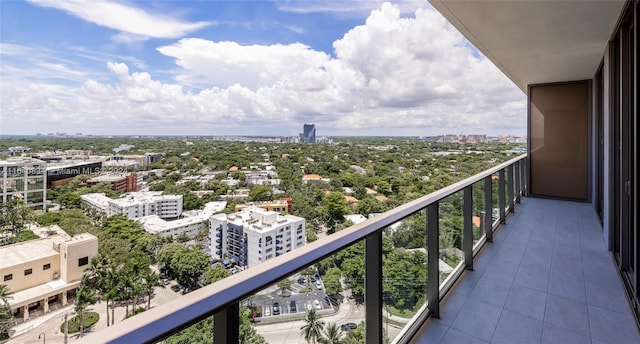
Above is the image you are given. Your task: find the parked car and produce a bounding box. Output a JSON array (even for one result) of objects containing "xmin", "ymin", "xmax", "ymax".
[
  {"xmin": 313, "ymin": 299, "xmax": 322, "ymax": 310},
  {"xmin": 340, "ymin": 323, "xmax": 358, "ymax": 331},
  {"xmin": 316, "ymin": 280, "xmax": 322, "ymax": 289},
  {"xmin": 273, "ymin": 302, "xmax": 280, "ymax": 315},
  {"xmin": 297, "ymin": 277, "xmax": 306, "ymax": 285},
  {"xmin": 170, "ymin": 284, "xmax": 181, "ymax": 292},
  {"xmin": 290, "ymin": 300, "xmax": 297, "ymax": 313},
  {"xmin": 264, "ymin": 306, "xmax": 271, "ymax": 316}
]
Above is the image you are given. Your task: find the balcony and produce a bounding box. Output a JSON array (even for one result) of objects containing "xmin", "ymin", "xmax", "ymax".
[
  {"xmin": 77, "ymin": 155, "xmax": 638, "ymax": 343},
  {"xmin": 412, "ymin": 197, "xmax": 640, "ymax": 343}
]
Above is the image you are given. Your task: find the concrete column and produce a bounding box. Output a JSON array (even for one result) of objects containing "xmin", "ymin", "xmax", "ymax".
[
  {"xmin": 23, "ymin": 305, "xmax": 29, "ymax": 321},
  {"xmin": 62, "ymin": 291, "xmax": 68, "ymax": 306},
  {"xmin": 44, "ymin": 298, "xmax": 49, "ymax": 313}
]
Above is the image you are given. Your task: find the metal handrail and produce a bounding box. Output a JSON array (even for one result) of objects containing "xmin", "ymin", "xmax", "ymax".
[{"xmin": 77, "ymin": 154, "xmax": 527, "ymax": 344}]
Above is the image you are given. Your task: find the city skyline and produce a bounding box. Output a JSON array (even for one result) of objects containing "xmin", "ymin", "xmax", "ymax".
[{"xmin": 1, "ymin": 1, "xmax": 526, "ymax": 137}]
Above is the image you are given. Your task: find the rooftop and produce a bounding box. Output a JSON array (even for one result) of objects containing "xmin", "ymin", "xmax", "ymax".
[
  {"xmin": 0, "ymin": 235, "xmax": 65, "ymax": 269},
  {"xmin": 87, "ymin": 173, "xmax": 130, "ymax": 182},
  {"xmin": 0, "ymin": 233, "xmax": 96, "ymax": 269},
  {"xmin": 0, "ymin": 157, "xmax": 46, "ymax": 167}
]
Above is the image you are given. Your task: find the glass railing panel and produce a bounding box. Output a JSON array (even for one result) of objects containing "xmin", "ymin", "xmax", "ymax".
[
  {"xmin": 492, "ymin": 172, "xmax": 500, "ymax": 230},
  {"xmin": 247, "ymin": 240, "xmax": 366, "ymax": 343},
  {"xmin": 383, "ymin": 212, "xmax": 427, "ymax": 342},
  {"xmin": 472, "ymin": 180, "xmax": 486, "ymax": 246},
  {"xmin": 438, "ymin": 191, "xmax": 464, "ymax": 286},
  {"xmin": 164, "ymin": 317, "xmax": 213, "ymax": 344}
]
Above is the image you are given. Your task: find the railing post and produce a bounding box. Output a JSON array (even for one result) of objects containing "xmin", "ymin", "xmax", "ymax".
[
  {"xmin": 523, "ymin": 158, "xmax": 528, "ymax": 196},
  {"xmin": 498, "ymin": 169, "xmax": 506, "ymax": 223},
  {"xmin": 213, "ymin": 303, "xmax": 239, "ymax": 344},
  {"xmin": 365, "ymin": 231, "xmax": 383, "ymax": 342},
  {"xmin": 523, "ymin": 156, "xmax": 529, "ymax": 196},
  {"xmin": 427, "ymin": 203, "xmax": 439, "ymax": 318},
  {"xmin": 507, "ymin": 165, "xmax": 515, "ymax": 213},
  {"xmin": 484, "ymin": 176, "xmax": 493, "ymax": 242},
  {"xmin": 515, "ymin": 160, "xmax": 521, "ymax": 204},
  {"xmin": 463, "ymin": 186, "xmax": 473, "ymax": 270}
]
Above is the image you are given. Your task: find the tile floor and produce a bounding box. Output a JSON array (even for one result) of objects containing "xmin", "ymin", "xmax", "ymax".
[{"xmin": 411, "ymin": 198, "xmax": 640, "ymax": 344}]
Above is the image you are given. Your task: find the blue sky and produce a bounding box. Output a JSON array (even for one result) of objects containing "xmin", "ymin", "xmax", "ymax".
[{"xmin": 0, "ymin": 1, "xmax": 525, "ymax": 136}]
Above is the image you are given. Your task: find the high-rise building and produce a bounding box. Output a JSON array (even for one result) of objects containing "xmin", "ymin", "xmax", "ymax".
[
  {"xmin": 209, "ymin": 207, "xmax": 305, "ymax": 268},
  {"xmin": 300, "ymin": 123, "xmax": 316, "ymax": 143},
  {"xmin": 0, "ymin": 157, "xmax": 47, "ymax": 211}
]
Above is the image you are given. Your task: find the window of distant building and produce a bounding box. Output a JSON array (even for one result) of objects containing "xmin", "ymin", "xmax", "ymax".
[
  {"xmin": 3, "ymin": 274, "xmax": 12, "ymax": 281},
  {"xmin": 78, "ymin": 256, "xmax": 89, "ymax": 267},
  {"xmin": 24, "ymin": 268, "xmax": 32, "ymax": 276},
  {"xmin": 43, "ymin": 263, "xmax": 51, "ymax": 270}
]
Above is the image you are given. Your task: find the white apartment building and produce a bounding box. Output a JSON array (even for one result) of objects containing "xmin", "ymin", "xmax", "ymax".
[
  {"xmin": 0, "ymin": 158, "xmax": 47, "ymax": 211},
  {"xmin": 209, "ymin": 207, "xmax": 305, "ymax": 268},
  {"xmin": 81, "ymin": 191, "xmax": 183, "ymax": 219},
  {"xmin": 138, "ymin": 201, "xmax": 226, "ymax": 238}
]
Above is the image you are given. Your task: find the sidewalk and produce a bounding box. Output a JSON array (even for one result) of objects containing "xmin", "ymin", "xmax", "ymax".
[{"xmin": 6, "ymin": 286, "xmax": 177, "ymax": 344}]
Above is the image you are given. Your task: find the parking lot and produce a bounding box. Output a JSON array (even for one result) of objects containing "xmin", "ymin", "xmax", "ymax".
[{"xmin": 249, "ymin": 275, "xmax": 332, "ymax": 319}]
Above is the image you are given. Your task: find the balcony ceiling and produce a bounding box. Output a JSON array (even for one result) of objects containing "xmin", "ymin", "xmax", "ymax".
[{"xmin": 429, "ymin": 0, "xmax": 626, "ymax": 92}]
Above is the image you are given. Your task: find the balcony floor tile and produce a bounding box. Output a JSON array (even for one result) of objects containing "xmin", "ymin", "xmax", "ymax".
[{"xmin": 411, "ymin": 198, "xmax": 640, "ymax": 344}]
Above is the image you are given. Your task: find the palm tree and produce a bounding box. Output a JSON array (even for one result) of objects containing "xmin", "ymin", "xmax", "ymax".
[
  {"xmin": 74, "ymin": 275, "xmax": 97, "ymax": 337},
  {"xmin": 88, "ymin": 255, "xmax": 120, "ymax": 327},
  {"xmin": 0, "ymin": 284, "xmax": 13, "ymax": 338},
  {"xmin": 319, "ymin": 322, "xmax": 343, "ymax": 344},
  {"xmin": 126, "ymin": 257, "xmax": 149, "ymax": 316},
  {"xmin": 141, "ymin": 269, "xmax": 164, "ymax": 309},
  {"xmin": 0, "ymin": 284, "xmax": 11, "ymax": 305},
  {"xmin": 300, "ymin": 309, "xmax": 325, "ymax": 344}
]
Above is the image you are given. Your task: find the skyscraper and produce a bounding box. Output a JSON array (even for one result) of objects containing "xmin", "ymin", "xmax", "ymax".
[{"xmin": 300, "ymin": 123, "xmax": 316, "ymax": 143}]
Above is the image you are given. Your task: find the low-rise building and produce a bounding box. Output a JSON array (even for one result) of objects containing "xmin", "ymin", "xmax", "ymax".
[
  {"xmin": 138, "ymin": 201, "xmax": 226, "ymax": 238},
  {"xmin": 46, "ymin": 160, "xmax": 103, "ymax": 188},
  {"xmin": 234, "ymin": 200, "xmax": 290, "ymax": 214},
  {"xmin": 209, "ymin": 207, "xmax": 305, "ymax": 268},
  {"xmin": 0, "ymin": 233, "xmax": 98, "ymax": 321},
  {"xmin": 85, "ymin": 173, "xmax": 137, "ymax": 192},
  {"xmin": 80, "ymin": 191, "xmax": 183, "ymax": 219}
]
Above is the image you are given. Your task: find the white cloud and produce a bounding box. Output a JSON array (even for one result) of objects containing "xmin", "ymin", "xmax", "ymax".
[
  {"xmin": 27, "ymin": 0, "xmax": 211, "ymax": 40},
  {"xmin": 275, "ymin": 0, "xmax": 427, "ymax": 17},
  {"xmin": 2, "ymin": 2, "xmax": 525, "ymax": 136},
  {"xmin": 157, "ymin": 39, "xmax": 331, "ymax": 90}
]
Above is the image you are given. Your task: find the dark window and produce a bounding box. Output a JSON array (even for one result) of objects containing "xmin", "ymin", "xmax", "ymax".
[
  {"xmin": 3, "ymin": 274, "xmax": 12, "ymax": 281},
  {"xmin": 24, "ymin": 268, "xmax": 32, "ymax": 276},
  {"xmin": 43, "ymin": 263, "xmax": 51, "ymax": 270},
  {"xmin": 78, "ymin": 256, "xmax": 89, "ymax": 267}
]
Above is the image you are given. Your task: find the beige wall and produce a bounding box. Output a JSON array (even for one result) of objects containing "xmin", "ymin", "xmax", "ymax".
[
  {"xmin": 60, "ymin": 235, "xmax": 98, "ymax": 283},
  {"xmin": 1, "ymin": 254, "xmax": 60, "ymax": 293}
]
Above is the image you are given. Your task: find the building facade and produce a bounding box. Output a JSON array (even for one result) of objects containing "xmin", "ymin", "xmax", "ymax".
[
  {"xmin": 300, "ymin": 124, "xmax": 316, "ymax": 144},
  {"xmin": 138, "ymin": 201, "xmax": 227, "ymax": 238},
  {"xmin": 85, "ymin": 173, "xmax": 137, "ymax": 192},
  {"xmin": 46, "ymin": 160, "xmax": 102, "ymax": 188},
  {"xmin": 0, "ymin": 158, "xmax": 47, "ymax": 211},
  {"xmin": 0, "ymin": 233, "xmax": 98, "ymax": 321},
  {"xmin": 234, "ymin": 200, "xmax": 290, "ymax": 214},
  {"xmin": 209, "ymin": 207, "xmax": 305, "ymax": 268},
  {"xmin": 81, "ymin": 192, "xmax": 183, "ymax": 219}
]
